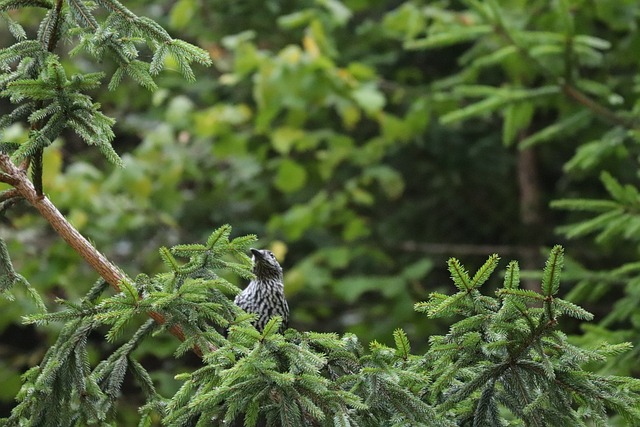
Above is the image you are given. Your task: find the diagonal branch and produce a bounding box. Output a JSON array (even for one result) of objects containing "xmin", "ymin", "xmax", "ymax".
[
  {"xmin": 0, "ymin": 153, "xmax": 202, "ymax": 357},
  {"xmin": 561, "ymin": 84, "xmax": 638, "ymax": 129},
  {"xmin": 489, "ymin": 11, "xmax": 640, "ymax": 131},
  {"xmin": 45, "ymin": 0, "xmax": 65, "ymax": 53}
]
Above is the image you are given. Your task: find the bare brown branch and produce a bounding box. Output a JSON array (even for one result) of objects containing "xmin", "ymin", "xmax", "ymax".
[
  {"xmin": 0, "ymin": 153, "xmax": 202, "ymax": 357},
  {"xmin": 0, "ymin": 171, "xmax": 19, "ymax": 185},
  {"xmin": 0, "ymin": 188, "xmax": 20, "ymax": 201}
]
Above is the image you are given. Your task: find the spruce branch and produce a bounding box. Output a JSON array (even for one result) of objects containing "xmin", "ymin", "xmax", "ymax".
[
  {"xmin": 67, "ymin": 0, "xmax": 98, "ymax": 30},
  {"xmin": 0, "ymin": 153, "xmax": 201, "ymax": 356},
  {"xmin": 43, "ymin": 0, "xmax": 63, "ymax": 52},
  {"xmin": 481, "ymin": 1, "xmax": 640, "ymax": 131},
  {"xmin": 0, "ymin": 236, "xmax": 39, "ymax": 308},
  {"xmin": 25, "ymin": 0, "xmax": 64, "ymax": 195},
  {"xmin": 0, "ymin": 0, "xmax": 53, "ymax": 11},
  {"xmin": 1, "ymin": 0, "xmax": 212, "ymax": 195}
]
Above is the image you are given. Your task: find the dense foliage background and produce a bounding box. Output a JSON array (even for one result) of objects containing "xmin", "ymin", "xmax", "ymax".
[{"xmin": 2, "ymin": 0, "xmax": 640, "ymax": 423}]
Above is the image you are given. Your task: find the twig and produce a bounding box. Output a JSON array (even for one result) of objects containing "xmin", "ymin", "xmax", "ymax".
[
  {"xmin": 0, "ymin": 188, "xmax": 22, "ymax": 213},
  {"xmin": 0, "ymin": 172, "xmax": 19, "ymax": 186},
  {"xmin": 399, "ymin": 241, "xmax": 540, "ymax": 258},
  {"xmin": 0, "ymin": 154, "xmax": 201, "ymax": 357},
  {"xmin": 561, "ymin": 84, "xmax": 637, "ymax": 129},
  {"xmin": 0, "ymin": 188, "xmax": 20, "ymax": 201}
]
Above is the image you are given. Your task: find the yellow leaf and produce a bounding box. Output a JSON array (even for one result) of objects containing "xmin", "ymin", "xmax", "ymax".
[
  {"xmin": 303, "ymin": 34, "xmax": 320, "ymax": 58},
  {"xmin": 269, "ymin": 240, "xmax": 288, "ymax": 262},
  {"xmin": 280, "ymin": 45, "xmax": 302, "ymax": 65}
]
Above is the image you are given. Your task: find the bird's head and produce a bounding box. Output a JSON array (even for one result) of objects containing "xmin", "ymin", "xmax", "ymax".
[{"xmin": 251, "ymin": 248, "xmax": 283, "ymax": 281}]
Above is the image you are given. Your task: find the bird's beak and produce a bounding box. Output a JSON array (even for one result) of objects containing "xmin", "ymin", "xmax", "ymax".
[{"xmin": 250, "ymin": 248, "xmax": 262, "ymax": 259}]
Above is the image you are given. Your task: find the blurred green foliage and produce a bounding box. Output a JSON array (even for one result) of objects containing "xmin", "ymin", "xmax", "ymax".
[{"xmin": 2, "ymin": 0, "xmax": 640, "ymax": 421}]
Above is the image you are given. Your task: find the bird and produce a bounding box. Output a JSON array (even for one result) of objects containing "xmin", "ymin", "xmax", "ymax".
[{"xmin": 234, "ymin": 248, "xmax": 289, "ymax": 333}]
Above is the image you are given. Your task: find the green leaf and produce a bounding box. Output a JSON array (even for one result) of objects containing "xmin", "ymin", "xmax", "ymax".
[
  {"xmin": 563, "ymin": 136, "xmax": 628, "ymax": 173},
  {"xmin": 401, "ymin": 259, "xmax": 433, "ymax": 281},
  {"xmin": 404, "ymin": 25, "xmax": 493, "ymax": 50},
  {"xmin": 274, "ymin": 158, "xmax": 307, "ymax": 193},
  {"xmin": 363, "ymin": 165, "xmax": 405, "ymax": 199},
  {"xmin": 470, "ymin": 45, "xmax": 518, "ymax": 69},
  {"xmin": 550, "ymin": 199, "xmax": 620, "ymax": 212},
  {"xmin": 440, "ymin": 96, "xmax": 506, "ymax": 125},
  {"xmin": 271, "ymin": 127, "xmax": 305, "ymax": 154},
  {"xmin": 317, "ymin": 0, "xmax": 352, "ymax": 25},
  {"xmin": 351, "ymin": 84, "xmax": 385, "ymax": 115},
  {"xmin": 383, "ymin": 3, "xmax": 425, "ymax": 39},
  {"xmin": 333, "ymin": 275, "xmax": 403, "ymax": 303},
  {"xmin": 519, "ymin": 110, "xmax": 592, "ymax": 148},
  {"xmin": 342, "ymin": 216, "xmax": 369, "ymax": 241},
  {"xmin": 278, "ymin": 10, "xmax": 316, "ymax": 29},
  {"xmin": 600, "ymin": 171, "xmax": 640, "ymax": 205},
  {"xmin": 169, "ymin": 0, "xmax": 196, "ymax": 29},
  {"xmin": 502, "ymin": 102, "xmax": 534, "ymax": 146},
  {"xmin": 557, "ymin": 209, "xmax": 624, "ymax": 239}
]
